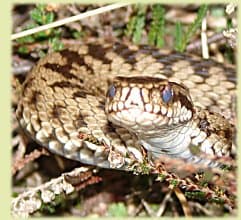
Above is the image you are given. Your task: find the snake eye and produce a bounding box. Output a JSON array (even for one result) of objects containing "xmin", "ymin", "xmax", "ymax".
[
  {"xmin": 108, "ymin": 85, "xmax": 116, "ymax": 98},
  {"xmin": 162, "ymin": 84, "xmax": 173, "ymax": 103}
]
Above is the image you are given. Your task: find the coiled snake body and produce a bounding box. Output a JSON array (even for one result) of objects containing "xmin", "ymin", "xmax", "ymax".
[{"xmin": 16, "ymin": 41, "xmax": 236, "ymax": 170}]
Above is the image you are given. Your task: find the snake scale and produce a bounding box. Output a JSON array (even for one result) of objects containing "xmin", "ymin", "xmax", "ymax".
[{"xmin": 16, "ymin": 40, "xmax": 236, "ymax": 170}]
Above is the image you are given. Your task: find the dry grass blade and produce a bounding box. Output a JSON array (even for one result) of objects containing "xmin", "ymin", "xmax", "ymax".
[
  {"xmin": 156, "ymin": 188, "xmax": 173, "ymax": 216},
  {"xmin": 11, "ymin": 3, "xmax": 131, "ymax": 40},
  {"xmin": 173, "ymin": 187, "xmax": 192, "ymax": 217}
]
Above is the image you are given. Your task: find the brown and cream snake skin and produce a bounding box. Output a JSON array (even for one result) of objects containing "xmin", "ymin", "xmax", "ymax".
[{"xmin": 16, "ymin": 40, "xmax": 236, "ymax": 170}]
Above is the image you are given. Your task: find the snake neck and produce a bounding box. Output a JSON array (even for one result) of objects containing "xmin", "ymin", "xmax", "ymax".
[{"xmin": 139, "ymin": 108, "xmax": 232, "ymax": 168}]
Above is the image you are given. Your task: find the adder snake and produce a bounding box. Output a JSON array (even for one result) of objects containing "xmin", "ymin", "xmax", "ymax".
[{"xmin": 16, "ymin": 40, "xmax": 236, "ymax": 170}]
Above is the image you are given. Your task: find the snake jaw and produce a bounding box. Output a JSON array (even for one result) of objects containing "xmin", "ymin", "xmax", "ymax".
[{"xmin": 105, "ymin": 76, "xmax": 194, "ymax": 136}]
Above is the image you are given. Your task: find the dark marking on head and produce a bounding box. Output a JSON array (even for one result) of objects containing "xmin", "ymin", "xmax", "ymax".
[
  {"xmin": 139, "ymin": 88, "xmax": 146, "ymax": 105},
  {"xmin": 87, "ymin": 44, "xmax": 111, "ymax": 64},
  {"xmin": 124, "ymin": 87, "xmax": 132, "ymax": 102},
  {"xmin": 174, "ymin": 92, "xmax": 193, "ymax": 111},
  {"xmin": 116, "ymin": 76, "xmax": 167, "ymax": 84},
  {"xmin": 170, "ymin": 81, "xmax": 189, "ymax": 91}
]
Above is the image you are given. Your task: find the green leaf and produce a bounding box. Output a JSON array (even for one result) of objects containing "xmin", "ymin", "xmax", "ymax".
[
  {"xmin": 227, "ymin": 18, "xmax": 233, "ymax": 29},
  {"xmin": 30, "ymin": 8, "xmax": 44, "ymax": 24},
  {"xmin": 36, "ymin": 4, "xmax": 45, "ymax": 13},
  {"xmin": 16, "ymin": 35, "xmax": 35, "ymax": 44},
  {"xmin": 175, "ymin": 4, "xmax": 208, "ymax": 52},
  {"xmin": 26, "ymin": 23, "xmax": 38, "ymax": 29},
  {"xmin": 185, "ymin": 191, "xmax": 206, "ymax": 200},
  {"xmin": 170, "ymin": 179, "xmax": 178, "ymax": 187},
  {"xmin": 108, "ymin": 203, "xmax": 128, "ymax": 217},
  {"xmin": 72, "ymin": 31, "xmax": 84, "ymax": 39},
  {"xmin": 38, "ymin": 50, "xmax": 46, "ymax": 58},
  {"xmin": 132, "ymin": 14, "xmax": 145, "ymax": 44},
  {"xmin": 148, "ymin": 4, "xmax": 165, "ymax": 47},
  {"xmin": 33, "ymin": 29, "xmax": 53, "ymax": 41},
  {"xmin": 174, "ymin": 22, "xmax": 184, "ymax": 52},
  {"xmin": 30, "ymin": 4, "xmax": 54, "ymax": 25},
  {"xmin": 181, "ymin": 4, "xmax": 208, "ymax": 52},
  {"xmin": 45, "ymin": 12, "xmax": 55, "ymax": 24},
  {"xmin": 156, "ymin": 173, "xmax": 166, "ymax": 182},
  {"xmin": 39, "ymin": 194, "xmax": 66, "ymax": 214},
  {"xmin": 49, "ymin": 37, "xmax": 64, "ymax": 51},
  {"xmin": 125, "ymin": 5, "xmax": 146, "ymax": 44},
  {"xmin": 125, "ymin": 16, "xmax": 136, "ymax": 37},
  {"xmin": 18, "ymin": 46, "xmax": 29, "ymax": 54}
]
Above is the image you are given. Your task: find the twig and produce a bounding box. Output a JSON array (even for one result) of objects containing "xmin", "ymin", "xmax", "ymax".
[
  {"xmin": 186, "ymin": 32, "xmax": 224, "ymax": 51},
  {"xmin": 189, "ymin": 201, "xmax": 214, "ymax": 216},
  {"xmin": 11, "ymin": 3, "xmax": 131, "ymax": 40},
  {"xmin": 169, "ymin": 197, "xmax": 179, "ymax": 216},
  {"xmin": 141, "ymin": 199, "xmax": 155, "ymax": 217},
  {"xmin": 174, "ymin": 187, "xmax": 192, "ymax": 217},
  {"xmin": 12, "ymin": 148, "xmax": 49, "ymax": 175},
  {"xmin": 156, "ymin": 188, "xmax": 173, "ymax": 217},
  {"xmin": 201, "ymin": 16, "xmax": 209, "ymax": 58}
]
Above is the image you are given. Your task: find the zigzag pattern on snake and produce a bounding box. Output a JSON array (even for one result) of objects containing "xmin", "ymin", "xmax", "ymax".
[{"xmin": 16, "ymin": 40, "xmax": 236, "ymax": 170}]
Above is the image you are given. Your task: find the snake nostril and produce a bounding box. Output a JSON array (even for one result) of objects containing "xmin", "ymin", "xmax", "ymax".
[
  {"xmin": 108, "ymin": 85, "xmax": 116, "ymax": 98},
  {"xmin": 162, "ymin": 84, "xmax": 173, "ymax": 103}
]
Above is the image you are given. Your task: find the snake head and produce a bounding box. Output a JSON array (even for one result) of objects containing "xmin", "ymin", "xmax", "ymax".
[{"xmin": 105, "ymin": 76, "xmax": 194, "ymax": 136}]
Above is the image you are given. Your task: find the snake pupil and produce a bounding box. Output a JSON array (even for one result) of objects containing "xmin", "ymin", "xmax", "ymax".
[
  {"xmin": 162, "ymin": 84, "xmax": 173, "ymax": 103},
  {"xmin": 108, "ymin": 85, "xmax": 116, "ymax": 98}
]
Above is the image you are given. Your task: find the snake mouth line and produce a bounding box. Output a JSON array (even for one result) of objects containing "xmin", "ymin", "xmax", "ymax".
[{"xmin": 106, "ymin": 103, "xmax": 193, "ymax": 135}]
